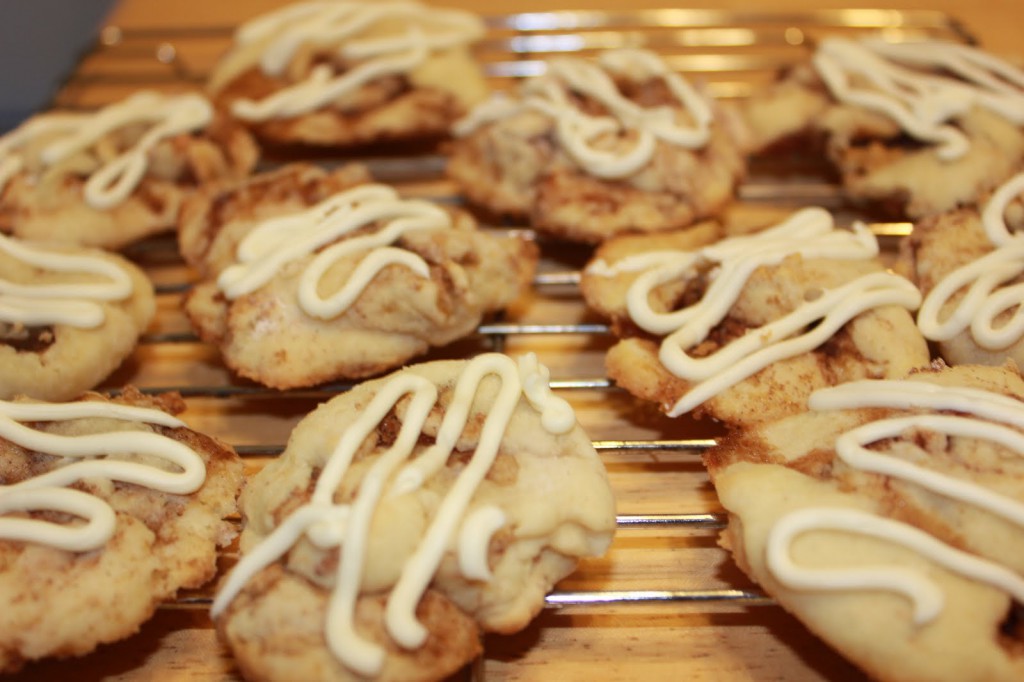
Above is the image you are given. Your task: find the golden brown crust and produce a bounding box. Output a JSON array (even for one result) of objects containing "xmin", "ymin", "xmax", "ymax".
[
  {"xmin": 742, "ymin": 62, "xmax": 1024, "ymax": 219},
  {"xmin": 209, "ymin": 23, "xmax": 490, "ymax": 150},
  {"xmin": 0, "ymin": 112, "xmax": 259, "ymax": 251},
  {"xmin": 0, "ymin": 242, "xmax": 156, "ymax": 401},
  {"xmin": 178, "ymin": 162, "xmax": 373, "ymax": 274},
  {"xmin": 579, "ymin": 221, "xmax": 723, "ymax": 323},
  {"xmin": 181, "ymin": 166, "xmax": 537, "ymax": 388},
  {"xmin": 897, "ymin": 195, "xmax": 1024, "ymax": 367},
  {"xmin": 215, "ymin": 358, "xmax": 616, "ymax": 681},
  {"xmin": 215, "ymin": 69, "xmax": 474, "ymax": 148},
  {"xmin": 0, "ymin": 388, "xmax": 244, "ymax": 673},
  {"xmin": 219, "ymin": 568, "xmax": 482, "ymax": 682},
  {"xmin": 583, "ymin": 237, "xmax": 930, "ymax": 426},
  {"xmin": 704, "ymin": 363, "xmax": 1024, "ymax": 682},
  {"xmin": 447, "ymin": 73, "xmax": 748, "ymax": 243}
]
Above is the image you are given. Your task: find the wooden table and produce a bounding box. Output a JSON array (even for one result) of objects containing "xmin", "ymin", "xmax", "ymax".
[{"xmin": 11, "ymin": 1, "xmax": 1021, "ymax": 680}]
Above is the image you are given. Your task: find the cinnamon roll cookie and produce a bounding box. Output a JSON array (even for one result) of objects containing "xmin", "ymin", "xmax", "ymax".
[
  {"xmin": 182, "ymin": 170, "xmax": 537, "ymax": 388},
  {"xmin": 580, "ymin": 207, "xmax": 929, "ymax": 425},
  {"xmin": 207, "ymin": 1, "xmax": 489, "ymax": 148},
  {"xmin": 448, "ymin": 48, "xmax": 748, "ymax": 243},
  {"xmin": 0, "ymin": 91, "xmax": 258, "ymax": 250},
  {"xmin": 743, "ymin": 38, "xmax": 1024, "ymax": 219},
  {"xmin": 212, "ymin": 353, "xmax": 616, "ymax": 682},
  {"xmin": 705, "ymin": 362, "xmax": 1024, "ymax": 682},
  {"xmin": 0, "ymin": 388, "xmax": 243, "ymax": 673},
  {"xmin": 0, "ymin": 234, "xmax": 155, "ymax": 401},
  {"xmin": 178, "ymin": 162, "xmax": 373, "ymax": 274},
  {"xmin": 901, "ymin": 172, "xmax": 1024, "ymax": 366}
]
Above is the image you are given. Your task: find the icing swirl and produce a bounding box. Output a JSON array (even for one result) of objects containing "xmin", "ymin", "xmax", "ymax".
[
  {"xmin": 585, "ymin": 207, "xmax": 921, "ymax": 416},
  {"xmin": 216, "ymin": 183, "xmax": 451, "ymax": 318},
  {"xmin": 0, "ymin": 91, "xmax": 213, "ymax": 209},
  {"xmin": 211, "ymin": 353, "xmax": 578, "ymax": 676},
  {"xmin": 767, "ymin": 380, "xmax": 1024, "ymax": 626},
  {"xmin": 454, "ymin": 48, "xmax": 713, "ymax": 179},
  {"xmin": 813, "ymin": 38, "xmax": 1024, "ymax": 161},
  {"xmin": 0, "ymin": 399, "xmax": 205, "ymax": 553},
  {"xmin": 917, "ymin": 172, "xmax": 1024, "ymax": 349},
  {"xmin": 0, "ymin": 234, "xmax": 134, "ymax": 329},
  {"xmin": 226, "ymin": 1, "xmax": 484, "ymax": 122}
]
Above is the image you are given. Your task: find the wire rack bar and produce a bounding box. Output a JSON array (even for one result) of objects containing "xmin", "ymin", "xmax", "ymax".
[
  {"xmin": 168, "ymin": 586, "xmax": 768, "ymax": 611},
  {"xmin": 231, "ymin": 439, "xmax": 714, "ymax": 458},
  {"xmin": 56, "ymin": 8, "xmax": 973, "ymax": 112}
]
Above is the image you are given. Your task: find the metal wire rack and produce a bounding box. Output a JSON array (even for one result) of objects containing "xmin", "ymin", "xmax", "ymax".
[{"xmin": 40, "ymin": 7, "xmax": 973, "ymax": 679}]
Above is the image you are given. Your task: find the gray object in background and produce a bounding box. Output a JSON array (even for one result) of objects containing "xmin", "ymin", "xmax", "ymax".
[{"xmin": 0, "ymin": 0, "xmax": 116, "ymax": 131}]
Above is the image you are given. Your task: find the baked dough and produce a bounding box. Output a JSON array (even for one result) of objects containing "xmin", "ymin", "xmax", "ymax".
[
  {"xmin": 448, "ymin": 48, "xmax": 748, "ymax": 243},
  {"xmin": 706, "ymin": 362, "xmax": 1024, "ymax": 682},
  {"xmin": 178, "ymin": 162, "xmax": 374, "ymax": 275},
  {"xmin": 183, "ymin": 167, "xmax": 537, "ymax": 388},
  {"xmin": 0, "ymin": 234, "xmax": 155, "ymax": 401},
  {"xmin": 580, "ymin": 207, "xmax": 930, "ymax": 425},
  {"xmin": 742, "ymin": 38, "xmax": 1024, "ymax": 219},
  {"xmin": 213, "ymin": 354, "xmax": 616, "ymax": 681},
  {"xmin": 0, "ymin": 388, "xmax": 243, "ymax": 673},
  {"xmin": 0, "ymin": 91, "xmax": 258, "ymax": 250},
  {"xmin": 207, "ymin": 1, "xmax": 489, "ymax": 148},
  {"xmin": 899, "ymin": 172, "xmax": 1024, "ymax": 366}
]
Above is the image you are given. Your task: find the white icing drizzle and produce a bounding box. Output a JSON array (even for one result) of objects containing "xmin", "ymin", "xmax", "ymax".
[
  {"xmin": 228, "ymin": 1, "xmax": 484, "ymax": 122},
  {"xmin": 0, "ymin": 399, "xmax": 205, "ymax": 553},
  {"xmin": 766, "ymin": 507, "xmax": 1024, "ymax": 625},
  {"xmin": 0, "ymin": 233, "xmax": 133, "ymax": 329},
  {"xmin": 211, "ymin": 353, "xmax": 577, "ymax": 676},
  {"xmin": 0, "ymin": 91, "xmax": 213, "ymax": 209},
  {"xmin": 457, "ymin": 505, "xmax": 506, "ymax": 581},
  {"xmin": 918, "ymin": 172, "xmax": 1024, "ymax": 349},
  {"xmin": 765, "ymin": 379, "xmax": 1024, "ymax": 625},
  {"xmin": 217, "ymin": 184, "xmax": 449, "ymax": 318},
  {"xmin": 453, "ymin": 48, "xmax": 713, "ymax": 179},
  {"xmin": 660, "ymin": 272, "xmax": 919, "ymax": 417},
  {"xmin": 813, "ymin": 37, "xmax": 1024, "ymax": 161},
  {"xmin": 587, "ymin": 207, "xmax": 920, "ymax": 416},
  {"xmin": 517, "ymin": 352, "xmax": 576, "ymax": 434}
]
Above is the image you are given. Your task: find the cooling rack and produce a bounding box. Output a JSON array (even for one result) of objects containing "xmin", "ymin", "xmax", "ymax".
[{"xmin": 11, "ymin": 7, "xmax": 975, "ymax": 681}]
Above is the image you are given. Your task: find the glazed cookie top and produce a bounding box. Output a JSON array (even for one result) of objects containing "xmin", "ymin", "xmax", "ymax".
[
  {"xmin": 208, "ymin": 0, "xmax": 486, "ymax": 122},
  {"xmin": 705, "ymin": 362, "xmax": 1024, "ymax": 681},
  {"xmin": 0, "ymin": 233, "xmax": 136, "ymax": 330},
  {"xmin": 454, "ymin": 48, "xmax": 715, "ymax": 179},
  {"xmin": 584, "ymin": 207, "xmax": 922, "ymax": 416},
  {"xmin": 812, "ymin": 38, "xmax": 1024, "ymax": 160},
  {"xmin": 213, "ymin": 353, "xmax": 616, "ymax": 677},
  {"xmin": 916, "ymin": 171, "xmax": 1024, "ymax": 351},
  {"xmin": 771, "ymin": 377, "xmax": 1024, "ymax": 619},
  {"xmin": 0, "ymin": 397, "xmax": 205, "ymax": 553},
  {"xmin": 215, "ymin": 183, "xmax": 462, "ymax": 319},
  {"xmin": 0, "ymin": 91, "xmax": 214, "ymax": 211}
]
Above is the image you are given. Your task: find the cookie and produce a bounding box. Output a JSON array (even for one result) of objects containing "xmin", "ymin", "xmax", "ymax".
[
  {"xmin": 0, "ymin": 388, "xmax": 244, "ymax": 672},
  {"xmin": 742, "ymin": 38, "xmax": 1024, "ymax": 219},
  {"xmin": 207, "ymin": 1, "xmax": 489, "ymax": 148},
  {"xmin": 902, "ymin": 172, "xmax": 1024, "ymax": 366},
  {"xmin": 0, "ymin": 91, "xmax": 258, "ymax": 250},
  {"xmin": 183, "ymin": 170, "xmax": 537, "ymax": 388},
  {"xmin": 178, "ymin": 162, "xmax": 374, "ymax": 275},
  {"xmin": 212, "ymin": 353, "xmax": 617, "ymax": 681},
  {"xmin": 448, "ymin": 48, "xmax": 748, "ymax": 243},
  {"xmin": 705, "ymin": 362, "xmax": 1024, "ymax": 682},
  {"xmin": 0, "ymin": 233, "xmax": 155, "ymax": 401},
  {"xmin": 580, "ymin": 206, "xmax": 929, "ymax": 425}
]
